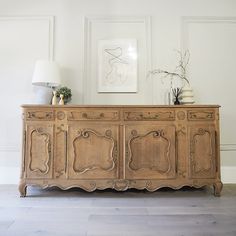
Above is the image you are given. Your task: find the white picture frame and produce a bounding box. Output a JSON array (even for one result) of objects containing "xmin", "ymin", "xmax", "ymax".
[{"xmin": 98, "ymin": 39, "xmax": 137, "ymax": 93}]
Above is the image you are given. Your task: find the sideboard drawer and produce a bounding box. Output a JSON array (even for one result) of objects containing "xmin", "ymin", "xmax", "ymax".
[
  {"xmin": 123, "ymin": 109, "xmax": 175, "ymax": 121},
  {"xmin": 26, "ymin": 110, "xmax": 54, "ymax": 121},
  {"xmin": 187, "ymin": 110, "xmax": 215, "ymax": 121},
  {"xmin": 68, "ymin": 109, "xmax": 120, "ymax": 121}
]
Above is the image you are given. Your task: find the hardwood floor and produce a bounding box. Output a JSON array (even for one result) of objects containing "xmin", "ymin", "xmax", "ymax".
[{"xmin": 0, "ymin": 185, "xmax": 236, "ymax": 236}]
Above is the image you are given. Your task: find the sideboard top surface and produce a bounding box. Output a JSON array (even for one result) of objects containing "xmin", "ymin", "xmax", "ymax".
[{"xmin": 21, "ymin": 104, "xmax": 220, "ymax": 109}]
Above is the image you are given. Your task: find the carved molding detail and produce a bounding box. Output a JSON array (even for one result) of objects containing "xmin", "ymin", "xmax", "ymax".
[
  {"xmin": 177, "ymin": 111, "xmax": 186, "ymax": 120},
  {"xmin": 55, "ymin": 126, "xmax": 67, "ymax": 178},
  {"xmin": 29, "ymin": 128, "xmax": 51, "ymax": 174},
  {"xmin": 176, "ymin": 124, "xmax": 186, "ymax": 135},
  {"xmin": 176, "ymin": 125, "xmax": 187, "ymax": 178},
  {"xmin": 57, "ymin": 111, "xmax": 66, "ymax": 120},
  {"xmin": 19, "ymin": 179, "xmax": 223, "ymax": 196},
  {"xmin": 124, "ymin": 111, "xmax": 175, "ymax": 121},
  {"xmin": 72, "ymin": 129, "xmax": 117, "ymax": 174},
  {"xmin": 21, "ymin": 130, "xmax": 26, "ymax": 179},
  {"xmin": 68, "ymin": 111, "xmax": 119, "ymax": 121},
  {"xmin": 107, "ymin": 179, "xmax": 136, "ymax": 191},
  {"xmin": 188, "ymin": 111, "xmax": 214, "ymax": 121},
  {"xmin": 26, "ymin": 111, "xmax": 54, "ymax": 121},
  {"xmin": 127, "ymin": 130, "xmax": 171, "ymax": 173},
  {"xmin": 190, "ymin": 128, "xmax": 214, "ymax": 174}
]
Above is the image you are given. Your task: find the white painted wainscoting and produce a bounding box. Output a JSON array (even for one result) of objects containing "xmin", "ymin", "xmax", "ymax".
[{"xmin": 0, "ymin": 0, "xmax": 236, "ymax": 184}]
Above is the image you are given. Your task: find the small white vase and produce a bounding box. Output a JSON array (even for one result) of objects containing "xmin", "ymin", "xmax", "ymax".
[
  {"xmin": 180, "ymin": 84, "xmax": 195, "ymax": 104},
  {"xmin": 52, "ymin": 90, "xmax": 57, "ymax": 105},
  {"xmin": 59, "ymin": 94, "xmax": 64, "ymax": 105}
]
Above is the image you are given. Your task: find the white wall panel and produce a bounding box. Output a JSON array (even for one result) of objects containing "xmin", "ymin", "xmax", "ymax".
[
  {"xmin": 182, "ymin": 17, "xmax": 236, "ymax": 182},
  {"xmin": 0, "ymin": 16, "xmax": 54, "ymax": 183}
]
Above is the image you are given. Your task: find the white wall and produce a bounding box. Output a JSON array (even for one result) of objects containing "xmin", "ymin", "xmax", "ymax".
[{"xmin": 0, "ymin": 0, "xmax": 236, "ymax": 184}]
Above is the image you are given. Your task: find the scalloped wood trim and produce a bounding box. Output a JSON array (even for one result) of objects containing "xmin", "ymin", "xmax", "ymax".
[{"xmin": 20, "ymin": 179, "xmax": 223, "ymax": 196}]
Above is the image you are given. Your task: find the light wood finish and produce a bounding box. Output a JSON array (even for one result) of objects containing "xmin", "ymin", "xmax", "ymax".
[
  {"xmin": 19, "ymin": 105, "xmax": 223, "ymax": 197},
  {"xmin": 1, "ymin": 185, "xmax": 236, "ymax": 236}
]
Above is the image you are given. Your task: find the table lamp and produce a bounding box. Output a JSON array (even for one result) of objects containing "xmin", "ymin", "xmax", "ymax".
[{"xmin": 32, "ymin": 60, "xmax": 61, "ymax": 104}]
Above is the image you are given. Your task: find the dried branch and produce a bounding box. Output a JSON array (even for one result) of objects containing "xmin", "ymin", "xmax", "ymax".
[
  {"xmin": 149, "ymin": 69, "xmax": 189, "ymax": 84},
  {"xmin": 148, "ymin": 50, "xmax": 190, "ymax": 85}
]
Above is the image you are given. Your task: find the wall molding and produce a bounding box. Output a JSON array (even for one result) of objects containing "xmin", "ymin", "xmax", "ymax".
[
  {"xmin": 220, "ymin": 144, "xmax": 236, "ymax": 152},
  {"xmin": 181, "ymin": 16, "xmax": 236, "ymax": 153},
  {"xmin": 182, "ymin": 16, "xmax": 236, "ymax": 23},
  {"xmin": 83, "ymin": 15, "xmax": 152, "ymax": 104},
  {"xmin": 181, "ymin": 16, "xmax": 236, "ymax": 52},
  {"xmin": 0, "ymin": 15, "xmax": 54, "ymax": 60},
  {"xmin": 0, "ymin": 145, "xmax": 20, "ymax": 152}
]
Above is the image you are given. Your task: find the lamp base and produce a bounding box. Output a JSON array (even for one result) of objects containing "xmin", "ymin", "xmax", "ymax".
[{"xmin": 32, "ymin": 86, "xmax": 52, "ymax": 104}]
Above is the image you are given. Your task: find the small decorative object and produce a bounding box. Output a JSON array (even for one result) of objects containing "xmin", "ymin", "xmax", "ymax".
[
  {"xmin": 59, "ymin": 94, "xmax": 64, "ymax": 105},
  {"xmin": 56, "ymin": 86, "xmax": 72, "ymax": 104},
  {"xmin": 51, "ymin": 90, "xmax": 57, "ymax": 105},
  {"xmin": 172, "ymin": 87, "xmax": 182, "ymax": 105},
  {"xmin": 181, "ymin": 83, "xmax": 194, "ymax": 104},
  {"xmin": 148, "ymin": 50, "xmax": 195, "ymax": 104}
]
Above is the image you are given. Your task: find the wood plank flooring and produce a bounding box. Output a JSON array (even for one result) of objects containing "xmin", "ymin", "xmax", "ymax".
[{"xmin": 0, "ymin": 185, "xmax": 236, "ymax": 236}]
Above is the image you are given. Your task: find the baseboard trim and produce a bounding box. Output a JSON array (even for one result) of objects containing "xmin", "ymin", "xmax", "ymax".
[
  {"xmin": 0, "ymin": 167, "xmax": 20, "ymax": 184},
  {"xmin": 221, "ymin": 166, "xmax": 236, "ymax": 184}
]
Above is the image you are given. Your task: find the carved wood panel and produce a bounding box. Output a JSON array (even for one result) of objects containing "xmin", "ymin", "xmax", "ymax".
[
  {"xmin": 176, "ymin": 125, "xmax": 187, "ymax": 178},
  {"xmin": 187, "ymin": 110, "xmax": 215, "ymax": 121},
  {"xmin": 26, "ymin": 124, "xmax": 53, "ymax": 179},
  {"xmin": 26, "ymin": 111, "xmax": 54, "ymax": 121},
  {"xmin": 124, "ymin": 110, "xmax": 175, "ymax": 121},
  {"xmin": 125, "ymin": 125, "xmax": 176, "ymax": 179},
  {"xmin": 54, "ymin": 125, "xmax": 67, "ymax": 178},
  {"xmin": 68, "ymin": 110, "xmax": 119, "ymax": 121},
  {"xmin": 68, "ymin": 124, "xmax": 118, "ymax": 179},
  {"xmin": 189, "ymin": 126, "xmax": 216, "ymax": 178}
]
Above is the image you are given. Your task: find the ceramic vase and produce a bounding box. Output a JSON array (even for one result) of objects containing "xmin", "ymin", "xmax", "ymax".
[
  {"xmin": 180, "ymin": 84, "xmax": 195, "ymax": 104},
  {"xmin": 59, "ymin": 94, "xmax": 64, "ymax": 105},
  {"xmin": 52, "ymin": 91, "xmax": 57, "ymax": 105}
]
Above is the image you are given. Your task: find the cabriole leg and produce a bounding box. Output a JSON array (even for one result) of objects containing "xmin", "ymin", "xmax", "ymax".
[
  {"xmin": 19, "ymin": 181, "xmax": 27, "ymax": 197},
  {"xmin": 213, "ymin": 181, "xmax": 223, "ymax": 197}
]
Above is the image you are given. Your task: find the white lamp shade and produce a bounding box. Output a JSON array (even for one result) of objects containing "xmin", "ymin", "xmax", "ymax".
[{"xmin": 32, "ymin": 60, "xmax": 61, "ymax": 87}]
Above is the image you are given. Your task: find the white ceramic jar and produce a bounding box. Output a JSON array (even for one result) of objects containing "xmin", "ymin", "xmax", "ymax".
[{"xmin": 180, "ymin": 84, "xmax": 195, "ymax": 104}]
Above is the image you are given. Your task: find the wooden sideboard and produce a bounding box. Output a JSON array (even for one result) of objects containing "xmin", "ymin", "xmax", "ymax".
[{"xmin": 19, "ymin": 105, "xmax": 223, "ymax": 197}]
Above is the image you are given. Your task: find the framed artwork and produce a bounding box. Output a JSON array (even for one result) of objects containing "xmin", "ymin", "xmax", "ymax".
[
  {"xmin": 98, "ymin": 39, "xmax": 137, "ymax": 93},
  {"xmin": 84, "ymin": 16, "xmax": 152, "ymax": 104}
]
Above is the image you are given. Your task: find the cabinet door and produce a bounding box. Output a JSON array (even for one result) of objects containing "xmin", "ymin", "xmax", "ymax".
[
  {"xmin": 68, "ymin": 124, "xmax": 118, "ymax": 179},
  {"xmin": 125, "ymin": 125, "xmax": 176, "ymax": 179},
  {"xmin": 25, "ymin": 124, "xmax": 53, "ymax": 179},
  {"xmin": 189, "ymin": 125, "xmax": 216, "ymax": 179}
]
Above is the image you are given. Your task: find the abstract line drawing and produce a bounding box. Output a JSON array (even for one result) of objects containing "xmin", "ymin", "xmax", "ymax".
[
  {"xmin": 98, "ymin": 39, "xmax": 137, "ymax": 93},
  {"xmin": 104, "ymin": 47, "xmax": 128, "ymax": 85}
]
